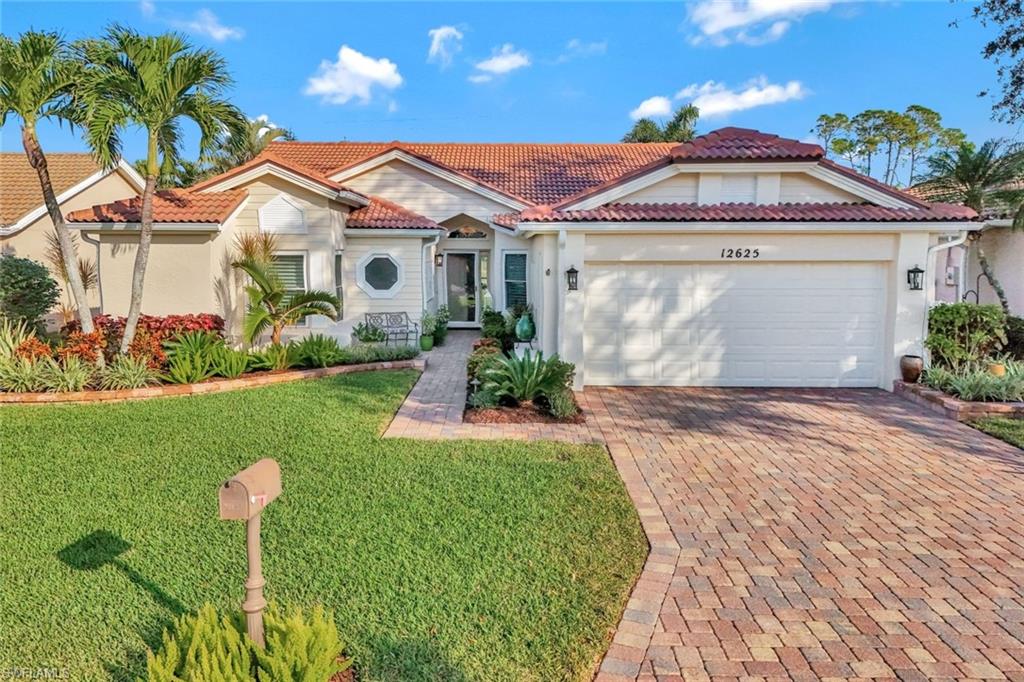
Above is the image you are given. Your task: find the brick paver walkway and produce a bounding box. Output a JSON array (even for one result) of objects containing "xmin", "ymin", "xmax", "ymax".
[{"xmin": 386, "ymin": 339, "xmax": 1024, "ymax": 681}]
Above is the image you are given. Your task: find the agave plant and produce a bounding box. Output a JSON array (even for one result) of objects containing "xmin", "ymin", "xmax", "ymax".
[{"xmin": 232, "ymin": 257, "xmax": 341, "ymax": 346}]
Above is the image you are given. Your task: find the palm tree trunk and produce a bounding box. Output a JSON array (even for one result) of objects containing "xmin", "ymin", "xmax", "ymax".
[
  {"xmin": 974, "ymin": 236, "xmax": 1011, "ymax": 314},
  {"xmin": 120, "ymin": 133, "xmax": 158, "ymax": 353},
  {"xmin": 21, "ymin": 125, "xmax": 95, "ymax": 335}
]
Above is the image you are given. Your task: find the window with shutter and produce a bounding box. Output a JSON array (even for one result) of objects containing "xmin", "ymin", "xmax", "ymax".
[
  {"xmin": 258, "ymin": 194, "xmax": 306, "ymax": 234},
  {"xmin": 271, "ymin": 254, "xmax": 306, "ymax": 297},
  {"xmin": 503, "ymin": 252, "xmax": 528, "ymax": 309}
]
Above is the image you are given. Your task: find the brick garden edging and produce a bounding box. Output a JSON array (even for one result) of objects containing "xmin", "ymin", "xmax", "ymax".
[
  {"xmin": 0, "ymin": 358, "xmax": 426, "ymax": 405},
  {"xmin": 893, "ymin": 379, "xmax": 1024, "ymax": 421}
]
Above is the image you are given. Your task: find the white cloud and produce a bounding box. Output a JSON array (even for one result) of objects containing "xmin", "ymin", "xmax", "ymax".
[
  {"xmin": 171, "ymin": 8, "xmax": 244, "ymax": 42},
  {"xmin": 139, "ymin": 0, "xmax": 156, "ymax": 18},
  {"xmin": 687, "ymin": 0, "xmax": 834, "ymax": 46},
  {"xmin": 629, "ymin": 96, "xmax": 673, "ymax": 121},
  {"xmin": 675, "ymin": 77, "xmax": 807, "ymax": 117},
  {"xmin": 556, "ymin": 38, "xmax": 608, "ymax": 62},
  {"xmin": 304, "ymin": 45, "xmax": 403, "ymax": 105},
  {"xmin": 474, "ymin": 44, "xmax": 531, "ymax": 75},
  {"xmin": 427, "ymin": 25, "xmax": 463, "ymax": 68},
  {"xmin": 467, "ymin": 74, "xmax": 493, "ymax": 84}
]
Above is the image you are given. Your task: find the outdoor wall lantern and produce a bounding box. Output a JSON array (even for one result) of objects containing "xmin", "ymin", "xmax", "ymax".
[
  {"xmin": 907, "ymin": 265, "xmax": 924, "ymax": 291},
  {"xmin": 434, "ymin": 254, "xmax": 444, "ymax": 268},
  {"xmin": 566, "ymin": 265, "xmax": 579, "ymax": 291}
]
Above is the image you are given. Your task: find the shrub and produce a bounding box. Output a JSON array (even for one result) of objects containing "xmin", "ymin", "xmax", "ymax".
[
  {"xmin": 482, "ymin": 351, "xmax": 571, "ymax": 404},
  {"xmin": 62, "ymin": 313, "xmax": 225, "ymax": 362},
  {"xmin": 926, "ymin": 303, "xmax": 1007, "ymax": 370},
  {"xmin": 546, "ymin": 388, "xmax": 578, "ymax": 420},
  {"xmin": 468, "ymin": 388, "xmax": 500, "ymax": 409},
  {"xmin": 0, "ymin": 317, "xmax": 32, "ymax": 359},
  {"xmin": 96, "ymin": 354, "xmax": 160, "ymax": 390},
  {"xmin": 143, "ymin": 603, "xmax": 348, "ymax": 682},
  {"xmin": 925, "ymin": 366, "xmax": 1024, "ymax": 402},
  {"xmin": 163, "ymin": 352, "xmax": 217, "ymax": 385},
  {"xmin": 212, "ymin": 346, "xmax": 250, "ymax": 379},
  {"xmin": 0, "ymin": 356, "xmax": 50, "ymax": 392},
  {"xmin": 420, "ymin": 312, "xmax": 437, "ymax": 336},
  {"xmin": 164, "ymin": 330, "xmax": 224, "ymax": 360},
  {"xmin": 294, "ymin": 334, "xmax": 343, "ymax": 368},
  {"xmin": 472, "ymin": 337, "xmax": 498, "ymax": 351},
  {"xmin": 0, "ymin": 255, "xmax": 60, "ymax": 330},
  {"xmin": 467, "ymin": 345, "xmax": 502, "ymax": 380},
  {"xmin": 14, "ymin": 336, "xmax": 53, "ymax": 361},
  {"xmin": 41, "ymin": 356, "xmax": 95, "ymax": 393},
  {"xmin": 336, "ymin": 344, "xmax": 419, "ymax": 365},
  {"xmin": 128, "ymin": 331, "xmax": 167, "ymax": 369},
  {"xmin": 249, "ymin": 343, "xmax": 299, "ymax": 371},
  {"xmin": 434, "ymin": 305, "xmax": 450, "ymax": 345},
  {"xmin": 481, "ymin": 309, "xmax": 515, "ymax": 351},
  {"xmin": 923, "ymin": 367, "xmax": 956, "ymax": 394},
  {"xmin": 1006, "ymin": 316, "xmax": 1024, "ymax": 360},
  {"xmin": 352, "ymin": 322, "xmax": 386, "ymax": 344},
  {"xmin": 56, "ymin": 331, "xmax": 106, "ymax": 364}
]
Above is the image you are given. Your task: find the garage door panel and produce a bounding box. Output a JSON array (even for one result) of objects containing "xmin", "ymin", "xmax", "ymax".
[{"xmin": 584, "ymin": 261, "xmax": 886, "ymax": 387}]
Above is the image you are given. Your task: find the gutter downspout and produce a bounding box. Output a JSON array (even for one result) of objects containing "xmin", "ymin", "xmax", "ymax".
[
  {"xmin": 421, "ymin": 232, "xmax": 441, "ymax": 314},
  {"xmin": 79, "ymin": 229, "xmax": 104, "ymax": 314},
  {"xmin": 922, "ymin": 231, "xmax": 969, "ymax": 365}
]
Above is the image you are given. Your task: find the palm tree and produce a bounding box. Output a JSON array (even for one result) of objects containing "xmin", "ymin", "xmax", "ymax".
[
  {"xmin": 0, "ymin": 31, "xmax": 96, "ymax": 333},
  {"xmin": 78, "ymin": 26, "xmax": 246, "ymax": 352},
  {"xmin": 44, "ymin": 231, "xmax": 98, "ymax": 325},
  {"xmin": 622, "ymin": 104, "xmax": 699, "ymax": 143},
  {"xmin": 925, "ymin": 140, "xmax": 1024, "ymax": 313},
  {"xmin": 131, "ymin": 157, "xmax": 212, "ymax": 189},
  {"xmin": 210, "ymin": 116, "xmax": 293, "ymax": 173},
  {"xmin": 232, "ymin": 257, "xmax": 340, "ymax": 346}
]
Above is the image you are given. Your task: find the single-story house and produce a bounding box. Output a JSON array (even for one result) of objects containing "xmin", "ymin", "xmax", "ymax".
[
  {"xmin": 64, "ymin": 127, "xmax": 977, "ymax": 389},
  {"xmin": 1, "ymin": 152, "xmax": 144, "ymax": 310}
]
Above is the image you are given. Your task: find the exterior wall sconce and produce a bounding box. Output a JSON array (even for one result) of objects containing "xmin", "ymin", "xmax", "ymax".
[
  {"xmin": 907, "ymin": 265, "xmax": 924, "ymax": 291},
  {"xmin": 566, "ymin": 266, "xmax": 579, "ymax": 291},
  {"xmin": 434, "ymin": 254, "xmax": 444, "ymax": 268}
]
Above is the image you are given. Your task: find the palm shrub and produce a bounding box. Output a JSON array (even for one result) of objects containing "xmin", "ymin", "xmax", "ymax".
[
  {"xmin": 164, "ymin": 352, "xmax": 216, "ymax": 385},
  {"xmin": 294, "ymin": 334, "xmax": 343, "ymax": 368},
  {"xmin": 163, "ymin": 330, "xmax": 224, "ymax": 360},
  {"xmin": 96, "ymin": 354, "xmax": 160, "ymax": 390},
  {"xmin": 926, "ymin": 303, "xmax": 1006, "ymax": 371},
  {"xmin": 41, "ymin": 356, "xmax": 95, "ymax": 392},
  {"xmin": 211, "ymin": 346, "xmax": 249, "ymax": 379},
  {"xmin": 232, "ymin": 257, "xmax": 341, "ymax": 346},
  {"xmin": 482, "ymin": 350, "xmax": 571, "ymax": 404}
]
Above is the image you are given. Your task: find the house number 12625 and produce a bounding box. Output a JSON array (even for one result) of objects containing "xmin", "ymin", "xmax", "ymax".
[{"xmin": 720, "ymin": 248, "xmax": 760, "ymax": 259}]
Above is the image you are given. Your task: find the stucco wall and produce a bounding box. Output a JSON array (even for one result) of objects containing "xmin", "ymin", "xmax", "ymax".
[
  {"xmin": 965, "ymin": 228, "xmax": 1024, "ymax": 314},
  {"xmin": 342, "ymin": 236, "xmax": 425, "ymax": 321}
]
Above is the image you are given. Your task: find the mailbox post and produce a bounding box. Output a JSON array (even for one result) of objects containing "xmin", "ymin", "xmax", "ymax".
[{"xmin": 218, "ymin": 458, "xmax": 281, "ymax": 647}]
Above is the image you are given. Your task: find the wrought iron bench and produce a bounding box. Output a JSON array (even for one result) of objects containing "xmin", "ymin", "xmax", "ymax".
[{"xmin": 364, "ymin": 312, "xmax": 419, "ymax": 346}]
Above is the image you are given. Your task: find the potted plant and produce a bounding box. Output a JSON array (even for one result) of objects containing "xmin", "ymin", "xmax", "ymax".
[
  {"xmin": 434, "ymin": 305, "xmax": 450, "ymax": 346},
  {"xmin": 352, "ymin": 322, "xmax": 386, "ymax": 347},
  {"xmin": 420, "ymin": 312, "xmax": 437, "ymax": 351}
]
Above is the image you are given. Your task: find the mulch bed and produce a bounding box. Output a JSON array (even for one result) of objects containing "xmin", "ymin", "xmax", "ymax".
[{"xmin": 464, "ymin": 402, "xmax": 585, "ymax": 424}]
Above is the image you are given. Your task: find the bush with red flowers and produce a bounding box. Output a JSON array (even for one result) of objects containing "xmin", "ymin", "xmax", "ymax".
[
  {"xmin": 15, "ymin": 336, "xmax": 53, "ymax": 361},
  {"xmin": 61, "ymin": 313, "xmax": 225, "ymax": 366},
  {"xmin": 56, "ymin": 331, "xmax": 107, "ymax": 364}
]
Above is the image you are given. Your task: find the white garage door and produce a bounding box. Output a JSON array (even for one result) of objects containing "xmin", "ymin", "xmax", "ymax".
[{"xmin": 583, "ymin": 262, "xmax": 886, "ymax": 387}]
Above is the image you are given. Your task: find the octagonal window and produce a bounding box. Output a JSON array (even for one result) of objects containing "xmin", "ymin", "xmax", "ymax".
[{"xmin": 356, "ymin": 253, "xmax": 403, "ymax": 298}]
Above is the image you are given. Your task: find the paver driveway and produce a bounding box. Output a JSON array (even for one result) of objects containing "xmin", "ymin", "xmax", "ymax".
[{"xmin": 590, "ymin": 387, "xmax": 1024, "ymax": 682}]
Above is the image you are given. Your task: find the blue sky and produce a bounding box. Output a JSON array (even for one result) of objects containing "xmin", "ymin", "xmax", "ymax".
[{"xmin": 2, "ymin": 0, "xmax": 1019, "ymax": 168}]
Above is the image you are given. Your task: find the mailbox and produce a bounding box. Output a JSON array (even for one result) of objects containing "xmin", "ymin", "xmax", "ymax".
[{"xmin": 219, "ymin": 458, "xmax": 282, "ymax": 520}]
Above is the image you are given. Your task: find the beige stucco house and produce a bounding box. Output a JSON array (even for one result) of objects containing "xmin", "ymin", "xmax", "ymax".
[
  {"xmin": 1, "ymin": 152, "xmax": 143, "ymax": 309},
  {"xmin": 65, "ymin": 127, "xmax": 977, "ymax": 389}
]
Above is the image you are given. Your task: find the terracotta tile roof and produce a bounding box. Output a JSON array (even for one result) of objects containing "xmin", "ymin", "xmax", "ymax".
[
  {"xmin": 503, "ymin": 201, "xmax": 979, "ymax": 224},
  {"xmin": 669, "ymin": 127, "xmax": 824, "ymax": 161},
  {"xmin": 346, "ymin": 196, "xmax": 441, "ymax": 230},
  {"xmin": 905, "ymin": 178, "xmax": 1023, "ymax": 219},
  {"xmin": 1, "ymin": 152, "xmax": 101, "ymax": 226},
  {"xmin": 266, "ymin": 141, "xmax": 677, "ymax": 206},
  {"xmin": 188, "ymin": 152, "xmax": 366, "ymax": 201},
  {"xmin": 66, "ymin": 189, "xmax": 247, "ymax": 224}
]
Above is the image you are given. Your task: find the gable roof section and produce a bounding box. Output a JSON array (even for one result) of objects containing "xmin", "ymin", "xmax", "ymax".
[
  {"xmin": 347, "ymin": 196, "xmax": 442, "ymax": 230},
  {"xmin": 503, "ymin": 201, "xmax": 978, "ymax": 225},
  {"xmin": 66, "ymin": 189, "xmax": 247, "ymax": 224},
  {"xmin": 268, "ymin": 141, "xmax": 677, "ymax": 206},
  {"xmin": 669, "ymin": 127, "xmax": 823, "ymax": 161}
]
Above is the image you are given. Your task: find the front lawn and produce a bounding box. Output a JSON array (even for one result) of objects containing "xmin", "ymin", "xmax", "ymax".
[
  {"xmin": 971, "ymin": 417, "xmax": 1024, "ymax": 449},
  {"xmin": 0, "ymin": 370, "xmax": 645, "ymax": 681}
]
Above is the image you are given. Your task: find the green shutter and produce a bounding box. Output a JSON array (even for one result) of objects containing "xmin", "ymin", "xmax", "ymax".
[
  {"xmin": 504, "ymin": 254, "xmax": 527, "ymax": 308},
  {"xmin": 272, "ymin": 255, "xmax": 306, "ymax": 292}
]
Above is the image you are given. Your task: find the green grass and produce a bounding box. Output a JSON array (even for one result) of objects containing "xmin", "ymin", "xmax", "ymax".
[
  {"xmin": 971, "ymin": 417, "xmax": 1024, "ymax": 449},
  {"xmin": 0, "ymin": 370, "xmax": 645, "ymax": 681}
]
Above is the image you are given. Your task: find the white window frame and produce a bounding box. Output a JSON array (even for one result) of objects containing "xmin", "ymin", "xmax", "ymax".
[
  {"xmin": 258, "ymin": 193, "xmax": 307, "ymax": 234},
  {"xmin": 502, "ymin": 250, "xmax": 529, "ymax": 311},
  {"xmin": 356, "ymin": 251, "xmax": 404, "ymax": 299},
  {"xmin": 273, "ymin": 250, "xmax": 309, "ymax": 327}
]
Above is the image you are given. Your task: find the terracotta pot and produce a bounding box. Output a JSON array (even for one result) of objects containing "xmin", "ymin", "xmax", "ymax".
[
  {"xmin": 900, "ymin": 355, "xmax": 924, "ymax": 383},
  {"xmin": 988, "ymin": 362, "xmax": 1006, "ymax": 377}
]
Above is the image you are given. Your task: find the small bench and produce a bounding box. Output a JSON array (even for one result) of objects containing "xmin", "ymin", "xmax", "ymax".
[{"xmin": 364, "ymin": 312, "xmax": 419, "ymax": 346}]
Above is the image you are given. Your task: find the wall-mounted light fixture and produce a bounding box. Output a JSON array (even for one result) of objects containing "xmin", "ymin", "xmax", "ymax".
[
  {"xmin": 434, "ymin": 254, "xmax": 444, "ymax": 268},
  {"xmin": 907, "ymin": 265, "xmax": 924, "ymax": 291},
  {"xmin": 566, "ymin": 265, "xmax": 579, "ymax": 291}
]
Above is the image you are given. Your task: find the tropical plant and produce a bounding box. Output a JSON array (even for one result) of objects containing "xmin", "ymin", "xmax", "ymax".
[
  {"xmin": 481, "ymin": 308, "xmax": 515, "ymax": 351},
  {"xmin": 0, "ymin": 255, "xmax": 60, "ymax": 331},
  {"xmin": 420, "ymin": 312, "xmax": 437, "ymax": 336},
  {"xmin": 468, "ymin": 388, "xmax": 500, "ymax": 409},
  {"xmin": 0, "ymin": 317, "xmax": 32, "ymax": 359},
  {"xmin": 234, "ymin": 231, "xmax": 277, "ymax": 266},
  {"xmin": 546, "ymin": 388, "xmax": 578, "ymax": 420},
  {"xmin": 622, "ymin": 104, "xmax": 699, "ymax": 143},
  {"xmin": 293, "ymin": 334, "xmax": 343, "ymax": 368},
  {"xmin": 41, "ymin": 356, "xmax": 95, "ymax": 392},
  {"xmin": 210, "ymin": 115, "xmax": 294, "ymax": 173},
  {"xmin": 211, "ymin": 346, "xmax": 249, "ymax": 379},
  {"xmin": 43, "ymin": 231, "xmax": 98, "ymax": 325},
  {"xmin": 335, "ymin": 344, "xmax": 418, "ymax": 365},
  {"xmin": 232, "ymin": 257, "xmax": 340, "ymax": 345},
  {"xmin": 163, "ymin": 330, "xmax": 223, "ymax": 360},
  {"xmin": 482, "ymin": 351, "xmax": 572, "ymax": 404},
  {"xmin": 96, "ymin": 353, "xmax": 160, "ymax": 390},
  {"xmin": 926, "ymin": 303, "xmax": 1007, "ymax": 371},
  {"xmin": 163, "ymin": 351, "xmax": 216, "ymax": 385},
  {"xmin": 467, "ymin": 344, "xmax": 503, "ymax": 380},
  {"xmin": 924, "ymin": 140, "xmax": 1024, "ymax": 313},
  {"xmin": 14, "ymin": 335, "xmax": 53, "ymax": 361},
  {"xmin": 248, "ymin": 343, "xmax": 298, "ymax": 371},
  {"xmin": 132, "ymin": 156, "xmax": 211, "ymax": 189},
  {"xmin": 0, "ymin": 31, "xmax": 95, "ymax": 333},
  {"xmin": 352, "ymin": 322, "xmax": 386, "ymax": 344},
  {"xmin": 0, "ymin": 355, "xmax": 50, "ymax": 392},
  {"xmin": 78, "ymin": 26, "xmax": 247, "ymax": 352},
  {"xmin": 971, "ymin": 0, "xmax": 1024, "ymax": 123}
]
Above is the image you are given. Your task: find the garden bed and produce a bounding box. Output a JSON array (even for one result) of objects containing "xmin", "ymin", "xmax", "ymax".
[
  {"xmin": 893, "ymin": 380, "xmax": 1024, "ymax": 421},
  {"xmin": 464, "ymin": 399, "xmax": 585, "ymax": 424}
]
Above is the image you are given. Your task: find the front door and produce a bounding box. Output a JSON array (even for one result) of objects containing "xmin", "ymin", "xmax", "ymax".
[{"xmin": 445, "ymin": 252, "xmax": 479, "ymax": 327}]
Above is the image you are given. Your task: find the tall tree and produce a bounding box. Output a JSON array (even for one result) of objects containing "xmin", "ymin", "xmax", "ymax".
[
  {"xmin": 131, "ymin": 157, "xmax": 211, "ymax": 189},
  {"xmin": 210, "ymin": 115, "xmax": 293, "ymax": 173},
  {"xmin": 925, "ymin": 139, "xmax": 1024, "ymax": 313},
  {"xmin": 0, "ymin": 31, "xmax": 96, "ymax": 333},
  {"xmin": 811, "ymin": 113, "xmax": 849, "ymax": 153},
  {"xmin": 971, "ymin": 0, "xmax": 1024, "ymax": 123},
  {"xmin": 79, "ymin": 26, "xmax": 246, "ymax": 352},
  {"xmin": 622, "ymin": 105, "xmax": 699, "ymax": 143}
]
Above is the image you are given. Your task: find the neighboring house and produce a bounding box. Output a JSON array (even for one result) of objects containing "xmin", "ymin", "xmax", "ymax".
[
  {"xmin": 0, "ymin": 152, "xmax": 144, "ymax": 310},
  {"xmin": 907, "ymin": 180, "xmax": 1024, "ymax": 312},
  {"xmin": 65, "ymin": 127, "xmax": 976, "ymax": 389}
]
